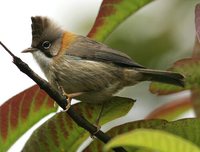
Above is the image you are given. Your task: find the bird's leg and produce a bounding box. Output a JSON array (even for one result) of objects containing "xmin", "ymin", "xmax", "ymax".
[
  {"xmin": 61, "ymin": 88, "xmax": 84, "ymax": 111},
  {"xmin": 55, "ymin": 81, "xmax": 83, "ymax": 111},
  {"xmin": 90, "ymin": 103, "xmax": 105, "ymax": 138},
  {"xmin": 95, "ymin": 103, "xmax": 105, "ymax": 127}
]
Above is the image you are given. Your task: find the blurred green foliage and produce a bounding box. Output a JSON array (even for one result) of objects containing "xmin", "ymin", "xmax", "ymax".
[{"xmin": 103, "ymin": 0, "xmax": 199, "ymax": 69}]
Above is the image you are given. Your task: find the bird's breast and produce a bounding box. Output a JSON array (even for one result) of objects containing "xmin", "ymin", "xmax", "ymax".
[{"xmin": 50, "ymin": 57, "xmax": 124, "ymax": 94}]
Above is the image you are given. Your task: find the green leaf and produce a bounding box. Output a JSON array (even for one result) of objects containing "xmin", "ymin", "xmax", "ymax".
[
  {"xmin": 0, "ymin": 85, "xmax": 57, "ymax": 152},
  {"xmin": 105, "ymin": 129, "xmax": 200, "ymax": 152},
  {"xmin": 145, "ymin": 97, "xmax": 192, "ymax": 120},
  {"xmin": 87, "ymin": 0, "xmax": 154, "ymax": 42},
  {"xmin": 84, "ymin": 119, "xmax": 200, "ymax": 151},
  {"xmin": 22, "ymin": 96, "xmax": 135, "ymax": 152},
  {"xmin": 84, "ymin": 119, "xmax": 167, "ymax": 152},
  {"xmin": 150, "ymin": 58, "xmax": 200, "ymax": 95}
]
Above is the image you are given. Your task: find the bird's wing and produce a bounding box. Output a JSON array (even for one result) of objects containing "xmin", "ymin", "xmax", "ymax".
[{"xmin": 65, "ymin": 36, "xmax": 145, "ymax": 68}]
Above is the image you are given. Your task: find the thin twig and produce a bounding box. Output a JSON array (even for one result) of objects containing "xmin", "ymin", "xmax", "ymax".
[
  {"xmin": 0, "ymin": 41, "xmax": 127, "ymax": 152},
  {"xmin": 0, "ymin": 41, "xmax": 15, "ymax": 58}
]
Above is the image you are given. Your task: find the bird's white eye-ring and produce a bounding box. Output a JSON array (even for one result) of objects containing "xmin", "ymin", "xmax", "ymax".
[{"xmin": 42, "ymin": 41, "xmax": 51, "ymax": 49}]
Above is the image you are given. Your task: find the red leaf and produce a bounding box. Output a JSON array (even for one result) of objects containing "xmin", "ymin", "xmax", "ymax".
[
  {"xmin": 87, "ymin": 0, "xmax": 121, "ymax": 39},
  {"xmin": 0, "ymin": 85, "xmax": 56, "ymax": 151},
  {"xmin": 87, "ymin": 0, "xmax": 153, "ymax": 41},
  {"xmin": 146, "ymin": 97, "xmax": 192, "ymax": 120}
]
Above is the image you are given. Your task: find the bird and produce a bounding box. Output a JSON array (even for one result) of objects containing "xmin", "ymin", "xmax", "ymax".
[{"xmin": 22, "ymin": 16, "xmax": 184, "ymax": 109}]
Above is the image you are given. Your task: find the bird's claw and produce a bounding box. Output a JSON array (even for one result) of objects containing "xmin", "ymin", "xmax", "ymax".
[
  {"xmin": 64, "ymin": 96, "xmax": 72, "ymax": 111},
  {"xmin": 60, "ymin": 86, "xmax": 83, "ymax": 111}
]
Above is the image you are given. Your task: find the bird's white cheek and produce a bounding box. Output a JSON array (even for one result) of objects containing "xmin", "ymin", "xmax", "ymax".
[{"xmin": 32, "ymin": 51, "xmax": 53, "ymax": 75}]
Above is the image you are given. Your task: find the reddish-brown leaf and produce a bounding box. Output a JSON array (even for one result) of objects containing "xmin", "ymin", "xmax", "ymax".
[
  {"xmin": 146, "ymin": 97, "xmax": 192, "ymax": 120},
  {"xmin": 22, "ymin": 97, "xmax": 134, "ymax": 152},
  {"xmin": 0, "ymin": 85, "xmax": 57, "ymax": 152},
  {"xmin": 87, "ymin": 0, "xmax": 153, "ymax": 41}
]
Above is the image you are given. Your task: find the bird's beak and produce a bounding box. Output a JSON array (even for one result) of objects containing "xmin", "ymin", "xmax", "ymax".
[{"xmin": 21, "ymin": 47, "xmax": 38, "ymax": 53}]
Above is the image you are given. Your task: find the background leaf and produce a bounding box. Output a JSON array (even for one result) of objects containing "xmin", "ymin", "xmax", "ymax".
[
  {"xmin": 0, "ymin": 85, "xmax": 56, "ymax": 152},
  {"xmin": 87, "ymin": 0, "xmax": 154, "ymax": 42},
  {"xmin": 84, "ymin": 118, "xmax": 200, "ymax": 151},
  {"xmin": 22, "ymin": 96, "xmax": 134, "ymax": 152},
  {"xmin": 105, "ymin": 129, "xmax": 200, "ymax": 152},
  {"xmin": 145, "ymin": 97, "xmax": 192, "ymax": 120}
]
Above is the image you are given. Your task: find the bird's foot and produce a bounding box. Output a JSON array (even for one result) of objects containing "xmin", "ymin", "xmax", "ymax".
[{"xmin": 60, "ymin": 89, "xmax": 84, "ymax": 111}]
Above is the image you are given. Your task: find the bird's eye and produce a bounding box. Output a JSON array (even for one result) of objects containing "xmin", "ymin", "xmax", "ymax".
[{"xmin": 42, "ymin": 41, "xmax": 51, "ymax": 49}]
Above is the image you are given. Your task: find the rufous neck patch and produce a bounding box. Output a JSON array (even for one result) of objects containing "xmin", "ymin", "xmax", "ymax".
[{"xmin": 57, "ymin": 32, "xmax": 76, "ymax": 57}]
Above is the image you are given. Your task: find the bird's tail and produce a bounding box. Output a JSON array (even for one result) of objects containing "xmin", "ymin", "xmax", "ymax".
[{"xmin": 136, "ymin": 68, "xmax": 185, "ymax": 87}]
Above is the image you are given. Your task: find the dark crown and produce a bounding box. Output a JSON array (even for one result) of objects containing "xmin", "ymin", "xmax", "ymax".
[
  {"xmin": 31, "ymin": 16, "xmax": 50, "ymax": 43},
  {"xmin": 30, "ymin": 16, "xmax": 63, "ymax": 47}
]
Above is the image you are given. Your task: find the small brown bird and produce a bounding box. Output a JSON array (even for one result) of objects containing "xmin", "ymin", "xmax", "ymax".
[{"xmin": 22, "ymin": 16, "xmax": 184, "ymax": 108}]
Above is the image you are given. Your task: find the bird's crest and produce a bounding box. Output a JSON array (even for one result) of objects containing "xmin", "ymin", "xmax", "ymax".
[{"xmin": 30, "ymin": 16, "xmax": 63, "ymax": 47}]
